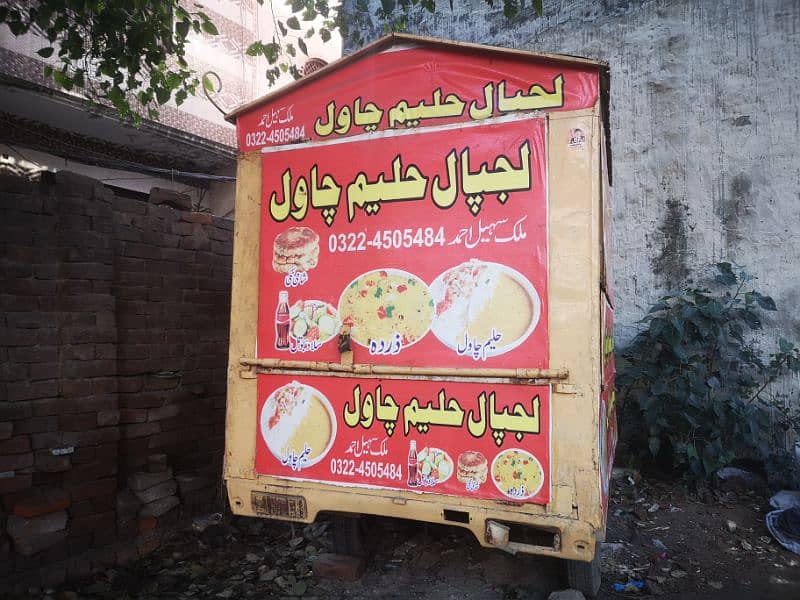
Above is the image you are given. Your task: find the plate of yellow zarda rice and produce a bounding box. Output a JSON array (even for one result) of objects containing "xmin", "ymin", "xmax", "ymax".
[
  {"xmin": 491, "ymin": 448, "xmax": 544, "ymax": 500},
  {"xmin": 338, "ymin": 269, "xmax": 433, "ymax": 350}
]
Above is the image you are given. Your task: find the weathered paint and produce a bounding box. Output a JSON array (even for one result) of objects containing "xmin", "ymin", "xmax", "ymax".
[
  {"xmin": 344, "ymin": 0, "xmax": 800, "ymax": 349},
  {"xmin": 225, "ymin": 38, "xmax": 613, "ymax": 561},
  {"xmin": 225, "ymin": 107, "xmax": 609, "ymax": 561}
]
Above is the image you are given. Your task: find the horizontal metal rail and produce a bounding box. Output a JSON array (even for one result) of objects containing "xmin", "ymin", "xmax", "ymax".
[{"xmin": 239, "ymin": 357, "xmax": 568, "ymax": 381}]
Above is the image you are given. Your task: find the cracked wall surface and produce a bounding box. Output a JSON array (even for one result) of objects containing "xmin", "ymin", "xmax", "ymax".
[{"xmin": 343, "ymin": 0, "xmax": 800, "ymax": 350}]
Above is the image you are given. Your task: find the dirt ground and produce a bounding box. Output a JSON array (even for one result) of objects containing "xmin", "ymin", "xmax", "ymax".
[{"xmin": 15, "ymin": 473, "xmax": 800, "ymax": 600}]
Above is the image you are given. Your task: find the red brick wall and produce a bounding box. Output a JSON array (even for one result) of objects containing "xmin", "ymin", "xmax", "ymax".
[{"xmin": 0, "ymin": 171, "xmax": 232, "ymax": 591}]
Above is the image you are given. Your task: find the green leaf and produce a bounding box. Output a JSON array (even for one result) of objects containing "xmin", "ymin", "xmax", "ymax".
[
  {"xmin": 320, "ymin": 28, "xmax": 331, "ymax": 42},
  {"xmin": 686, "ymin": 443, "xmax": 698, "ymax": 461},
  {"xmin": 648, "ymin": 436, "xmax": 661, "ymax": 457},
  {"xmin": 36, "ymin": 47, "xmax": 55, "ymax": 58},
  {"xmin": 649, "ymin": 317, "xmax": 667, "ymax": 338},
  {"xmin": 291, "ymin": 581, "xmax": 307, "ymax": 596},
  {"xmin": 201, "ymin": 20, "xmax": 219, "ymax": 35},
  {"xmin": 53, "ymin": 70, "xmax": 73, "ymax": 91},
  {"xmin": 779, "ymin": 338, "xmax": 794, "ymax": 354},
  {"xmin": 287, "ymin": 16, "xmax": 301, "ymax": 29},
  {"xmin": 533, "ymin": 0, "xmax": 543, "ymax": 14},
  {"xmin": 754, "ymin": 293, "xmax": 777, "ymax": 311},
  {"xmin": 202, "ymin": 74, "xmax": 214, "ymax": 92},
  {"xmin": 278, "ymin": 20, "xmax": 288, "ymax": 36},
  {"xmin": 43, "ymin": 65, "xmax": 53, "ymax": 77},
  {"xmin": 503, "ymin": 0, "xmax": 519, "ymax": 19},
  {"xmin": 107, "ymin": 86, "xmax": 125, "ymax": 109},
  {"xmin": 742, "ymin": 310, "xmax": 761, "ymax": 330},
  {"xmin": 155, "ymin": 86, "xmax": 170, "ymax": 104},
  {"xmin": 246, "ymin": 42, "xmax": 262, "ymax": 57},
  {"xmin": 298, "ymin": 38, "xmax": 308, "ymax": 56},
  {"xmin": 715, "ymin": 262, "xmax": 737, "ymax": 286},
  {"xmin": 8, "ymin": 20, "xmax": 27, "ymax": 36},
  {"xmin": 176, "ymin": 20, "xmax": 190, "ymax": 39}
]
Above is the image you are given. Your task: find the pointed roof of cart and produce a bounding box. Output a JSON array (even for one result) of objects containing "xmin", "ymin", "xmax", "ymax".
[{"xmin": 225, "ymin": 33, "xmax": 609, "ymax": 124}]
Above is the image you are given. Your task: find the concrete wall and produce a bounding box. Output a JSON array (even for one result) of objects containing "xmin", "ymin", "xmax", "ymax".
[
  {"xmin": 0, "ymin": 171, "xmax": 232, "ymax": 592},
  {"xmin": 343, "ymin": 0, "xmax": 800, "ymax": 347}
]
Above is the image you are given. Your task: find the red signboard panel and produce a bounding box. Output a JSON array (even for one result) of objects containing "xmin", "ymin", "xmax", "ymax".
[
  {"xmin": 255, "ymin": 374, "xmax": 551, "ymax": 505},
  {"xmin": 257, "ymin": 117, "xmax": 548, "ymax": 370},
  {"xmin": 237, "ymin": 45, "xmax": 598, "ymax": 151},
  {"xmin": 600, "ymin": 296, "xmax": 617, "ymax": 520}
]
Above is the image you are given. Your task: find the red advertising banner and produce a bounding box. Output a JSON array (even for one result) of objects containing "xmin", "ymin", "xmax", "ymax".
[
  {"xmin": 237, "ymin": 45, "xmax": 598, "ymax": 151},
  {"xmin": 257, "ymin": 117, "xmax": 549, "ymax": 370},
  {"xmin": 600, "ymin": 296, "xmax": 617, "ymax": 519},
  {"xmin": 255, "ymin": 374, "xmax": 551, "ymax": 504}
]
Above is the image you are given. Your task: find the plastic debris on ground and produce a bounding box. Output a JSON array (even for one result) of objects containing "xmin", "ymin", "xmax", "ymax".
[
  {"xmin": 612, "ymin": 579, "xmax": 646, "ymax": 592},
  {"xmin": 766, "ymin": 506, "xmax": 800, "ymax": 556},
  {"xmin": 191, "ymin": 513, "xmax": 223, "ymax": 533},
  {"xmin": 770, "ymin": 490, "xmax": 800, "ymax": 511}
]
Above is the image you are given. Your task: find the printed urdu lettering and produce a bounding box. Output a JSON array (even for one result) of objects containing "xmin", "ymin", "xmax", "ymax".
[
  {"xmin": 307, "ymin": 74, "xmax": 565, "ymax": 142},
  {"xmin": 267, "ymin": 141, "xmax": 534, "ymax": 226},
  {"xmin": 344, "ymin": 385, "xmax": 541, "ymax": 445}
]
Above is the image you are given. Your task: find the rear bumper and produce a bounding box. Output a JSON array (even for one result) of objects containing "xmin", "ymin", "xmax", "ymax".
[{"xmin": 226, "ymin": 476, "xmax": 599, "ymax": 562}]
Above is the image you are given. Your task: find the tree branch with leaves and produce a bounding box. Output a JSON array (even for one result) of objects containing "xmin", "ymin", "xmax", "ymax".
[
  {"xmin": 0, "ymin": 0, "xmax": 219, "ymax": 124},
  {"xmin": 0, "ymin": 0, "xmax": 544, "ymax": 123}
]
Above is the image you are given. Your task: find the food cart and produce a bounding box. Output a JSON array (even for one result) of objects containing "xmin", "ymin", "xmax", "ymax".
[{"xmin": 223, "ymin": 34, "xmax": 615, "ymax": 597}]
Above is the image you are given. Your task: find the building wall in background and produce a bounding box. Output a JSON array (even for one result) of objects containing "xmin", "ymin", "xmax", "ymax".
[
  {"xmin": 343, "ymin": 0, "xmax": 800, "ymax": 349},
  {"xmin": 0, "ymin": 1, "xmax": 343, "ymax": 217}
]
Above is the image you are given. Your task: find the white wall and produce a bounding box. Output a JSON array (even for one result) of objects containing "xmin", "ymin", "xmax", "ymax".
[{"xmin": 343, "ymin": 0, "xmax": 800, "ymax": 352}]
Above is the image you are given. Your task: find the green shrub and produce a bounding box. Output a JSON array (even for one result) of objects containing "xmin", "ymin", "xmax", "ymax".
[{"xmin": 617, "ymin": 263, "xmax": 800, "ymax": 481}]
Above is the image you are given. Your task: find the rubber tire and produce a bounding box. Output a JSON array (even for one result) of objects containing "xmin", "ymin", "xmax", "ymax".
[
  {"xmin": 565, "ymin": 549, "xmax": 601, "ymax": 598},
  {"xmin": 331, "ymin": 514, "xmax": 365, "ymax": 557}
]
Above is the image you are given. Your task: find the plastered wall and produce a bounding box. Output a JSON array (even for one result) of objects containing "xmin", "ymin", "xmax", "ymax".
[{"xmin": 344, "ymin": 0, "xmax": 800, "ymax": 347}]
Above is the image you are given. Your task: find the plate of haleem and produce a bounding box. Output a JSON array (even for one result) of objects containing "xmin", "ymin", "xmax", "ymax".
[
  {"xmin": 430, "ymin": 259, "xmax": 541, "ymax": 357},
  {"xmin": 261, "ymin": 381, "xmax": 336, "ymax": 468}
]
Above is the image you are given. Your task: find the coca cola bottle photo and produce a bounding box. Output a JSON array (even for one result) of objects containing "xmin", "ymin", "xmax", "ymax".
[
  {"xmin": 407, "ymin": 440, "xmax": 419, "ymax": 487},
  {"xmin": 275, "ymin": 291, "xmax": 290, "ymax": 350}
]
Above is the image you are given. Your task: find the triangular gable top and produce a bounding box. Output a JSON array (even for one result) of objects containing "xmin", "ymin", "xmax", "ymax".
[{"xmin": 225, "ymin": 33, "xmax": 608, "ymax": 124}]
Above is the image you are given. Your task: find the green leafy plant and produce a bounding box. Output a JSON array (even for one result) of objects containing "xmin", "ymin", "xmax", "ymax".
[
  {"xmin": 0, "ymin": 1, "xmax": 222, "ymax": 123},
  {"xmin": 617, "ymin": 263, "xmax": 800, "ymax": 481}
]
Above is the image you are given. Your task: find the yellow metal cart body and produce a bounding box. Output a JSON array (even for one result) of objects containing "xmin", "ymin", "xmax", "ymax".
[{"xmin": 224, "ymin": 34, "xmax": 615, "ymax": 596}]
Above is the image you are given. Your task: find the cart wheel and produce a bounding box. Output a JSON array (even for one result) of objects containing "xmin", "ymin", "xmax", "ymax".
[
  {"xmin": 331, "ymin": 514, "xmax": 365, "ymax": 557},
  {"xmin": 565, "ymin": 549, "xmax": 601, "ymax": 598}
]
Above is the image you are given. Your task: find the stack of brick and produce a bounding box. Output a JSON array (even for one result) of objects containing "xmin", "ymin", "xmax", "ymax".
[
  {"xmin": 6, "ymin": 488, "xmax": 70, "ymax": 556},
  {"xmin": 0, "ymin": 170, "xmax": 233, "ymax": 592},
  {"xmin": 129, "ymin": 469, "xmax": 179, "ymax": 529}
]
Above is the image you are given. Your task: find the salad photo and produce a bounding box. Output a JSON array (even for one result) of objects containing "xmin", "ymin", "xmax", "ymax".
[{"xmin": 289, "ymin": 300, "xmax": 341, "ymax": 344}]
